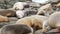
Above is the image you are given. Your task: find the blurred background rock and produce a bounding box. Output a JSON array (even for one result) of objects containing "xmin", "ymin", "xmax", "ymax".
[
  {"xmin": 0, "ymin": 0, "xmax": 59, "ymax": 9},
  {"xmin": 0, "ymin": 0, "xmax": 30, "ymax": 9}
]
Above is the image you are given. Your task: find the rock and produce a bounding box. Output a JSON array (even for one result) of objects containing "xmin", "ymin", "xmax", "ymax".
[
  {"xmin": 0, "ymin": 0, "xmax": 29, "ymax": 9},
  {"xmin": 7, "ymin": 8, "xmax": 16, "ymax": 10},
  {"xmin": 46, "ymin": 28, "xmax": 60, "ymax": 34},
  {"xmin": 34, "ymin": 30, "xmax": 44, "ymax": 34},
  {"xmin": 0, "ymin": 15, "xmax": 9, "ymax": 22},
  {"xmin": 23, "ymin": 8, "xmax": 38, "ymax": 16},
  {"xmin": 0, "ymin": 28, "xmax": 2, "ymax": 34},
  {"xmin": 50, "ymin": 0, "xmax": 59, "ymax": 3},
  {"xmin": 48, "ymin": 29, "xmax": 60, "ymax": 33},
  {"xmin": 34, "ymin": 29, "xmax": 60, "ymax": 34},
  {"xmin": 8, "ymin": 17, "xmax": 18, "ymax": 21}
]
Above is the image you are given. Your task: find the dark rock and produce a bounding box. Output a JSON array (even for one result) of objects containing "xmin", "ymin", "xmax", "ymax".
[
  {"xmin": 34, "ymin": 30, "xmax": 44, "ymax": 34},
  {"xmin": 50, "ymin": 0, "xmax": 59, "ymax": 3},
  {"xmin": 34, "ymin": 29, "xmax": 60, "ymax": 34},
  {"xmin": 23, "ymin": 8, "xmax": 38, "ymax": 16}
]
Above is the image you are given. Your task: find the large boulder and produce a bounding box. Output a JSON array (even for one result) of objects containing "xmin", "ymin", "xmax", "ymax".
[
  {"xmin": 50, "ymin": 0, "xmax": 59, "ymax": 3},
  {"xmin": 34, "ymin": 30, "xmax": 44, "ymax": 34},
  {"xmin": 0, "ymin": 0, "xmax": 29, "ymax": 9},
  {"xmin": 34, "ymin": 29, "xmax": 60, "ymax": 34}
]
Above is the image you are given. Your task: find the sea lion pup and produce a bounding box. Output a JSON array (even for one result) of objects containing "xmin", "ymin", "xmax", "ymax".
[
  {"xmin": 16, "ymin": 15, "xmax": 48, "ymax": 32},
  {"xmin": 37, "ymin": 4, "xmax": 54, "ymax": 16},
  {"xmin": 16, "ymin": 10, "xmax": 26, "ymax": 19},
  {"xmin": 0, "ymin": 15, "xmax": 9, "ymax": 22},
  {"xmin": 56, "ymin": 3, "xmax": 60, "ymax": 8},
  {"xmin": 55, "ymin": 3, "xmax": 60, "ymax": 11},
  {"xmin": 1, "ymin": 24, "xmax": 33, "ymax": 34},
  {"xmin": 0, "ymin": 9, "xmax": 16, "ymax": 17},
  {"xmin": 13, "ymin": 2, "xmax": 27, "ymax": 10},
  {"xmin": 42, "ymin": 12, "xmax": 60, "ymax": 32}
]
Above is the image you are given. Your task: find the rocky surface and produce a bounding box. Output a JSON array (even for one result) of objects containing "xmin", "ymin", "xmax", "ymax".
[
  {"xmin": 0, "ymin": 0, "xmax": 29, "ymax": 9},
  {"xmin": 0, "ymin": 0, "xmax": 60, "ymax": 34},
  {"xmin": 34, "ymin": 29, "xmax": 60, "ymax": 34}
]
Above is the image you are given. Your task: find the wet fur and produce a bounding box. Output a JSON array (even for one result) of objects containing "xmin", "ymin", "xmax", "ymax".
[{"xmin": 1, "ymin": 24, "xmax": 32, "ymax": 34}]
